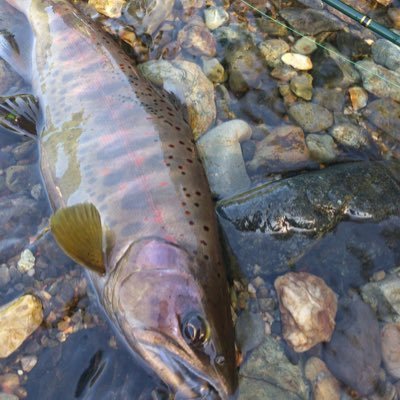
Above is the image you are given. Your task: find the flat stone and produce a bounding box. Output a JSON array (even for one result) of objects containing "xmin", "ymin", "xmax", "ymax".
[
  {"xmin": 239, "ymin": 335, "xmax": 308, "ymax": 399},
  {"xmin": 312, "ymin": 88, "xmax": 345, "ymax": 112},
  {"xmin": 348, "ymin": 86, "xmax": 368, "ymax": 111},
  {"xmin": 290, "ymin": 73, "xmax": 313, "ymax": 100},
  {"xmin": 372, "ymin": 39, "xmax": 400, "ymax": 71},
  {"xmin": 275, "ymin": 272, "xmax": 337, "ymax": 352},
  {"xmin": 356, "ymin": 60, "xmax": 400, "ymax": 102},
  {"xmin": 293, "ymin": 37, "xmax": 317, "ymax": 55},
  {"xmin": 331, "ymin": 123, "xmax": 371, "ymax": 150},
  {"xmin": 289, "ymin": 103, "xmax": 333, "ymax": 132},
  {"xmin": 381, "ymin": 323, "xmax": 400, "ymax": 378},
  {"xmin": 0, "ymin": 294, "xmax": 43, "ymax": 358},
  {"xmin": 323, "ymin": 294, "xmax": 381, "ymax": 396},
  {"xmin": 235, "ymin": 311, "xmax": 265, "ymax": 355},
  {"xmin": 306, "ymin": 134, "xmax": 338, "ymax": 163},
  {"xmin": 201, "ymin": 57, "xmax": 226, "ymax": 83},
  {"xmin": 247, "ymin": 125, "xmax": 312, "ymax": 174}
]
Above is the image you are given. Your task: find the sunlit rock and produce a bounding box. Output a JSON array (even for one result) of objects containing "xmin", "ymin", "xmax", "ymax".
[
  {"xmin": 275, "ymin": 272, "xmax": 337, "ymax": 352},
  {"xmin": 348, "ymin": 86, "xmax": 368, "ymax": 111},
  {"xmin": 281, "ymin": 53, "xmax": 313, "ymax": 71},
  {"xmin": 0, "ymin": 294, "xmax": 43, "ymax": 359},
  {"xmin": 88, "ymin": 0, "xmax": 126, "ymax": 18}
]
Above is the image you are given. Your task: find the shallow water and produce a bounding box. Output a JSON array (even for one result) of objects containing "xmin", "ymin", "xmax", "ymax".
[{"xmin": 1, "ymin": 0, "xmax": 400, "ymax": 399}]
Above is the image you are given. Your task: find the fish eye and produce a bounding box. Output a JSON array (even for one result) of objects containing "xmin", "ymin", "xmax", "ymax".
[{"xmin": 181, "ymin": 312, "xmax": 210, "ymax": 347}]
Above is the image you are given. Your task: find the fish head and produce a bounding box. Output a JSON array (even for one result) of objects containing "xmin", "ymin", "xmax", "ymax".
[{"xmin": 105, "ymin": 238, "xmax": 237, "ymax": 399}]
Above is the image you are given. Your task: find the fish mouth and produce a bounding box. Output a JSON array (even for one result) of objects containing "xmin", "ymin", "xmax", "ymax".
[{"xmin": 137, "ymin": 336, "xmax": 228, "ymax": 400}]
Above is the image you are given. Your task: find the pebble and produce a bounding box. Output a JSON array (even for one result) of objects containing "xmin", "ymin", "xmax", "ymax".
[
  {"xmin": 330, "ymin": 123, "xmax": 370, "ymax": 150},
  {"xmin": 281, "ymin": 53, "xmax": 313, "ymax": 71},
  {"xmin": 0, "ymin": 294, "xmax": 43, "ymax": 358},
  {"xmin": 30, "ymin": 183, "xmax": 42, "ymax": 200},
  {"xmin": 247, "ymin": 125, "xmax": 311, "ymax": 174},
  {"xmin": 0, "ymin": 265, "xmax": 10, "ymax": 287},
  {"xmin": 196, "ymin": 119, "xmax": 252, "ymax": 199},
  {"xmin": 356, "ymin": 60, "xmax": 400, "ymax": 102},
  {"xmin": 348, "ymin": 86, "xmax": 368, "ymax": 111},
  {"xmin": 204, "ymin": 6, "xmax": 229, "ymax": 30},
  {"xmin": 306, "ymin": 134, "xmax": 338, "ymax": 163},
  {"xmin": 201, "ymin": 57, "xmax": 226, "ymax": 83},
  {"xmin": 313, "ymin": 88, "xmax": 345, "ymax": 112},
  {"xmin": 275, "ymin": 272, "xmax": 337, "ymax": 352},
  {"xmin": 258, "ymin": 39, "xmax": 290, "ymax": 68},
  {"xmin": 0, "ymin": 374, "xmax": 19, "ymax": 394},
  {"xmin": 372, "ymin": 39, "xmax": 400, "ymax": 71},
  {"xmin": 139, "ymin": 60, "xmax": 216, "ymax": 139},
  {"xmin": 381, "ymin": 323, "xmax": 400, "ymax": 379},
  {"xmin": 270, "ymin": 64, "xmax": 297, "ymax": 82},
  {"xmin": 305, "ymin": 357, "xmax": 341, "ymax": 400},
  {"xmin": 363, "ymin": 98, "xmax": 400, "ymax": 139},
  {"xmin": 20, "ymin": 355, "xmax": 38, "ymax": 372},
  {"xmin": 17, "ymin": 249, "xmax": 35, "ymax": 273},
  {"xmin": 288, "ymin": 103, "xmax": 333, "ymax": 132},
  {"xmin": 256, "ymin": 18, "xmax": 288, "ymax": 37},
  {"xmin": 323, "ymin": 294, "xmax": 381, "ymax": 396},
  {"xmin": 88, "ymin": 0, "xmax": 126, "ymax": 17},
  {"xmin": 290, "ymin": 73, "xmax": 313, "ymax": 100},
  {"xmin": 293, "ymin": 37, "xmax": 317, "ymax": 55}
]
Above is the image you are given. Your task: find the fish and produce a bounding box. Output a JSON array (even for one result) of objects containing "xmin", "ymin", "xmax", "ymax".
[{"xmin": 1, "ymin": 0, "xmax": 237, "ymax": 398}]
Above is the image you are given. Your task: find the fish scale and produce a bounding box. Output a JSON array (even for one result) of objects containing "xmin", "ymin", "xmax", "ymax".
[{"xmin": 3, "ymin": 0, "xmax": 237, "ymax": 398}]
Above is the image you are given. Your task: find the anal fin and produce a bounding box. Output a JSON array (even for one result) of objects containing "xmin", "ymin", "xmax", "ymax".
[
  {"xmin": 0, "ymin": 94, "xmax": 39, "ymax": 138},
  {"xmin": 50, "ymin": 203, "xmax": 106, "ymax": 275}
]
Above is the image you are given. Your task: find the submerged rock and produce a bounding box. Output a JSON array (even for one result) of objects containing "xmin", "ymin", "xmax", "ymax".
[
  {"xmin": 275, "ymin": 272, "xmax": 337, "ymax": 352},
  {"xmin": 323, "ymin": 294, "xmax": 381, "ymax": 396},
  {"xmin": 280, "ymin": 8, "xmax": 345, "ymax": 35},
  {"xmin": 235, "ymin": 310, "xmax": 265, "ymax": 355},
  {"xmin": 348, "ymin": 86, "xmax": 368, "ymax": 111},
  {"xmin": 196, "ymin": 119, "xmax": 252, "ymax": 199},
  {"xmin": 259, "ymin": 39, "xmax": 290, "ymax": 68},
  {"xmin": 290, "ymin": 73, "xmax": 313, "ymax": 100},
  {"xmin": 204, "ymin": 6, "xmax": 229, "ymax": 30},
  {"xmin": 281, "ymin": 53, "xmax": 312, "ymax": 71},
  {"xmin": 88, "ymin": 0, "xmax": 126, "ymax": 18},
  {"xmin": 217, "ymin": 162, "xmax": 400, "ymax": 293},
  {"xmin": 288, "ymin": 103, "xmax": 333, "ymax": 132},
  {"xmin": 239, "ymin": 335, "xmax": 308, "ymax": 399},
  {"xmin": 381, "ymin": 323, "xmax": 400, "ymax": 379},
  {"xmin": 0, "ymin": 294, "xmax": 43, "ymax": 358},
  {"xmin": 372, "ymin": 39, "xmax": 400, "ymax": 71},
  {"xmin": 356, "ymin": 60, "xmax": 400, "ymax": 102},
  {"xmin": 139, "ymin": 60, "xmax": 215, "ymax": 138}
]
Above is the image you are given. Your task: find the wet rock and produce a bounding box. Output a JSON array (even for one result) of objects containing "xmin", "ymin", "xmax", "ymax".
[
  {"xmin": 20, "ymin": 355, "xmax": 38, "ymax": 372},
  {"xmin": 312, "ymin": 88, "xmax": 345, "ymax": 112},
  {"xmin": 0, "ymin": 265, "xmax": 10, "ymax": 287},
  {"xmin": 336, "ymin": 31, "xmax": 371, "ymax": 60},
  {"xmin": 0, "ymin": 294, "xmax": 43, "ymax": 358},
  {"xmin": 280, "ymin": 8, "xmax": 345, "ymax": 35},
  {"xmin": 293, "ymin": 37, "xmax": 317, "ymax": 55},
  {"xmin": 241, "ymin": 140, "xmax": 256, "ymax": 162},
  {"xmin": 282, "ymin": 53, "xmax": 312, "ymax": 71},
  {"xmin": 275, "ymin": 272, "xmax": 337, "ymax": 352},
  {"xmin": 288, "ymin": 103, "xmax": 333, "ymax": 132},
  {"xmin": 0, "ymin": 374, "xmax": 19, "ymax": 395},
  {"xmin": 139, "ymin": 60, "xmax": 215, "ymax": 138},
  {"xmin": 305, "ymin": 357, "xmax": 341, "ymax": 400},
  {"xmin": 356, "ymin": 60, "xmax": 400, "ymax": 102},
  {"xmin": 5, "ymin": 165, "xmax": 34, "ymax": 193},
  {"xmin": 306, "ymin": 134, "xmax": 338, "ymax": 163},
  {"xmin": 363, "ymin": 98, "xmax": 400, "ymax": 139},
  {"xmin": 259, "ymin": 39, "xmax": 290, "ymax": 68},
  {"xmin": 17, "ymin": 249, "xmax": 35, "ymax": 273},
  {"xmin": 217, "ymin": 161, "xmax": 400, "ymax": 292},
  {"xmin": 204, "ymin": 6, "xmax": 229, "ymax": 30},
  {"xmin": 201, "ymin": 57, "xmax": 226, "ymax": 83},
  {"xmin": 123, "ymin": 0, "xmax": 174, "ymax": 35},
  {"xmin": 381, "ymin": 323, "xmax": 400, "ymax": 378},
  {"xmin": 331, "ymin": 123, "xmax": 371, "ymax": 151},
  {"xmin": 196, "ymin": 120, "xmax": 252, "ymax": 198},
  {"xmin": 372, "ymin": 39, "xmax": 400, "ymax": 71},
  {"xmin": 247, "ymin": 125, "xmax": 312, "ymax": 174},
  {"xmin": 235, "ymin": 311, "xmax": 265, "ymax": 355},
  {"xmin": 348, "ymin": 86, "xmax": 368, "ymax": 111},
  {"xmin": 177, "ymin": 18, "xmax": 216, "ymax": 57},
  {"xmin": 88, "ymin": 0, "xmax": 126, "ymax": 17},
  {"xmin": 239, "ymin": 335, "xmax": 308, "ymax": 399},
  {"xmin": 290, "ymin": 73, "xmax": 313, "ymax": 100},
  {"xmin": 312, "ymin": 45, "xmax": 360, "ymax": 88},
  {"xmin": 271, "ymin": 64, "xmax": 297, "ymax": 81},
  {"xmin": 323, "ymin": 294, "xmax": 381, "ymax": 396},
  {"xmin": 256, "ymin": 17, "xmax": 288, "ymax": 37},
  {"xmin": 361, "ymin": 270, "xmax": 400, "ymax": 323},
  {"xmin": 226, "ymin": 45, "xmax": 266, "ymax": 94},
  {"xmin": 388, "ymin": 7, "xmax": 400, "ymax": 29}
]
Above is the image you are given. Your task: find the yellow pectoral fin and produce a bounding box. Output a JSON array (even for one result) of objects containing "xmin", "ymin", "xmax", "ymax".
[{"xmin": 50, "ymin": 203, "xmax": 106, "ymax": 275}]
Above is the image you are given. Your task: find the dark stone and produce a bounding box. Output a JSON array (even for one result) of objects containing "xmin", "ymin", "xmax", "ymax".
[
  {"xmin": 217, "ymin": 162, "xmax": 400, "ymax": 294},
  {"xmin": 323, "ymin": 293, "xmax": 381, "ymax": 395}
]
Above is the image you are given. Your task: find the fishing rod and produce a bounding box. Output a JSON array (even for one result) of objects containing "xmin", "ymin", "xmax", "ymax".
[{"xmin": 321, "ymin": 0, "xmax": 400, "ymax": 46}]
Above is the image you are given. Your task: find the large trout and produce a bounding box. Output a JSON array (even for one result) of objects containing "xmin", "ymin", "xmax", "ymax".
[{"xmin": 2, "ymin": 0, "xmax": 237, "ymax": 398}]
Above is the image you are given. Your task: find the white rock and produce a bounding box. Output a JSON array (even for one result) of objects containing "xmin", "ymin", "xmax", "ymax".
[
  {"xmin": 196, "ymin": 120, "xmax": 252, "ymax": 199},
  {"xmin": 17, "ymin": 249, "xmax": 35, "ymax": 273},
  {"xmin": 204, "ymin": 7, "xmax": 229, "ymax": 30},
  {"xmin": 281, "ymin": 53, "xmax": 313, "ymax": 70}
]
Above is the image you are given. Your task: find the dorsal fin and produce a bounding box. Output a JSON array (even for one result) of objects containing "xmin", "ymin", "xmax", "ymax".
[{"xmin": 50, "ymin": 203, "xmax": 106, "ymax": 275}]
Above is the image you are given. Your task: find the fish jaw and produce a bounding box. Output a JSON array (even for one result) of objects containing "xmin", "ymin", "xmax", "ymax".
[{"xmin": 103, "ymin": 238, "xmax": 237, "ymax": 399}]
